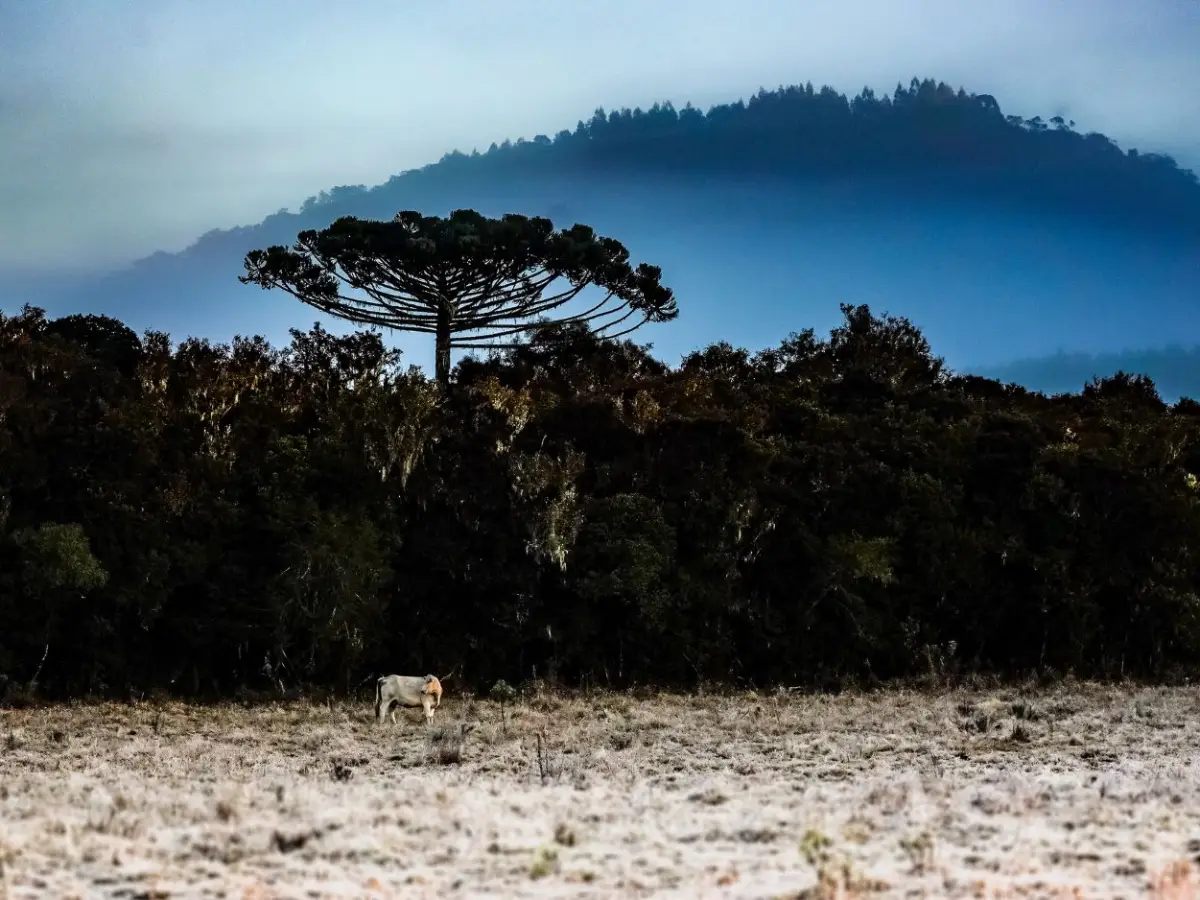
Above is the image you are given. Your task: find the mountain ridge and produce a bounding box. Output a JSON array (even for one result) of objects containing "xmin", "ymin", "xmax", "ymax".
[{"xmin": 119, "ymin": 75, "xmax": 1200, "ymax": 273}]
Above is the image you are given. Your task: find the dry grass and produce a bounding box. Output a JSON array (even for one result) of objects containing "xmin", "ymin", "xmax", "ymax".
[{"xmin": 2, "ymin": 681, "xmax": 1200, "ymax": 898}]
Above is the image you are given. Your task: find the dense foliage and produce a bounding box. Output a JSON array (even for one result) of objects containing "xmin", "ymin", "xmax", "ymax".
[{"xmin": 3, "ymin": 299, "xmax": 1200, "ymax": 703}]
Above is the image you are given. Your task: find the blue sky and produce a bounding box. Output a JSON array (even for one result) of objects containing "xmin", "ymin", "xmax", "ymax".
[{"xmin": 2, "ymin": 0, "xmax": 1198, "ymax": 274}]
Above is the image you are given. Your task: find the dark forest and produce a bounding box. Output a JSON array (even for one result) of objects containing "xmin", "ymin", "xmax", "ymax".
[{"xmin": 3, "ymin": 298, "xmax": 1199, "ymax": 703}]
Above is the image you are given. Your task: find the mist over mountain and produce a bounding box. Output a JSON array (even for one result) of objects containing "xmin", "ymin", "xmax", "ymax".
[{"xmin": 10, "ymin": 76, "xmax": 1200, "ymax": 395}]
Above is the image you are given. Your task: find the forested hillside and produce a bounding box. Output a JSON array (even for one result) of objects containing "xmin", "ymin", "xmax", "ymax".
[
  {"xmin": 297, "ymin": 75, "xmax": 1199, "ymax": 232},
  {"xmin": 3, "ymin": 301, "xmax": 1199, "ymax": 703}
]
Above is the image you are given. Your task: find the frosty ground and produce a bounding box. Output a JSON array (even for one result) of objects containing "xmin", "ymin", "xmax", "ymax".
[{"xmin": 1, "ymin": 682, "xmax": 1198, "ymax": 898}]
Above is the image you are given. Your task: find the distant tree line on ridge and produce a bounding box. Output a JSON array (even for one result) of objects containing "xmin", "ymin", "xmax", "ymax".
[{"xmin": 284, "ymin": 76, "xmax": 1198, "ymax": 239}]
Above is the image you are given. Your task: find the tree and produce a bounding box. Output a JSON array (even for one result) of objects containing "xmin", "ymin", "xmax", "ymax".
[
  {"xmin": 42, "ymin": 313, "xmax": 143, "ymax": 377},
  {"xmin": 6, "ymin": 523, "xmax": 109, "ymax": 692},
  {"xmin": 239, "ymin": 209, "xmax": 678, "ymax": 386},
  {"xmin": 567, "ymin": 493, "xmax": 676, "ymax": 682}
]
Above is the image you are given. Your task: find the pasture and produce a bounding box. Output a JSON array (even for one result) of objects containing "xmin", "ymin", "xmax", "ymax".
[{"xmin": 1, "ymin": 682, "xmax": 1198, "ymax": 898}]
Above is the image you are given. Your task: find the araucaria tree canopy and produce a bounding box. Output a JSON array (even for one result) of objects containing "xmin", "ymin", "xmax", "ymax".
[{"xmin": 239, "ymin": 209, "xmax": 678, "ymax": 384}]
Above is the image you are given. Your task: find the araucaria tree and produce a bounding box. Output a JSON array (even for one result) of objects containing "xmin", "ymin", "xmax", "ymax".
[{"xmin": 239, "ymin": 209, "xmax": 678, "ymax": 385}]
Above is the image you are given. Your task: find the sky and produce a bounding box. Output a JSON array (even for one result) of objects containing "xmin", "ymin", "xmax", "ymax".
[{"xmin": 1, "ymin": 0, "xmax": 1198, "ymax": 275}]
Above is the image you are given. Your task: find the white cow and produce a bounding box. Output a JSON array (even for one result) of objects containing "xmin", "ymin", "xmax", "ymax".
[{"xmin": 375, "ymin": 673, "xmax": 444, "ymax": 725}]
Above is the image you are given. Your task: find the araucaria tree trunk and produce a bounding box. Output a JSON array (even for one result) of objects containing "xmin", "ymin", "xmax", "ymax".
[{"xmin": 435, "ymin": 303, "xmax": 453, "ymax": 386}]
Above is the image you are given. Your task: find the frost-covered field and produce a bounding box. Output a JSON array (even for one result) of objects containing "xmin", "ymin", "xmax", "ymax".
[{"xmin": 2, "ymin": 683, "xmax": 1199, "ymax": 898}]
